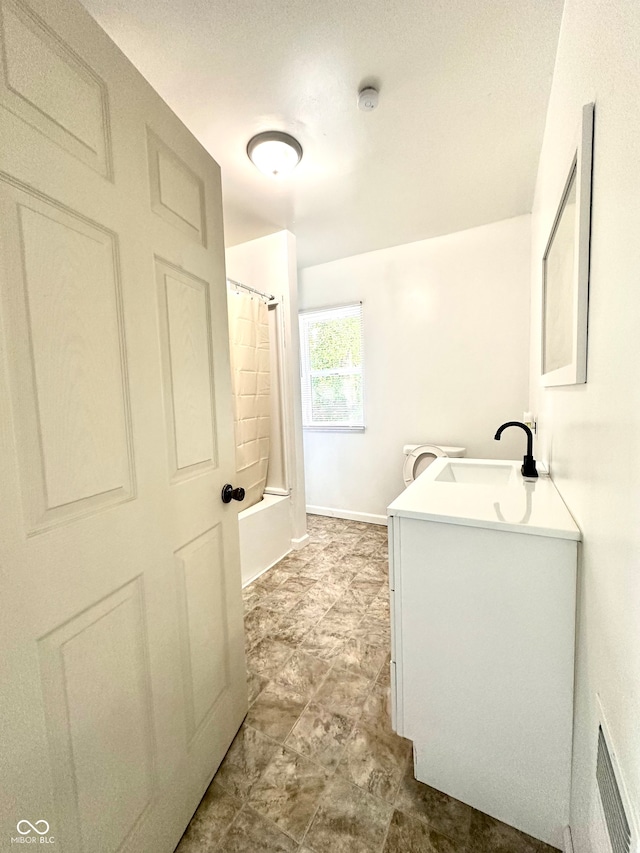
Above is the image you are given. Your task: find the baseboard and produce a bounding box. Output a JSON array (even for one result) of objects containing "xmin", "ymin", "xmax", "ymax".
[
  {"xmin": 291, "ymin": 533, "xmax": 310, "ymax": 550},
  {"xmin": 306, "ymin": 505, "xmax": 387, "ymax": 526},
  {"xmin": 563, "ymin": 825, "xmax": 574, "ymax": 853}
]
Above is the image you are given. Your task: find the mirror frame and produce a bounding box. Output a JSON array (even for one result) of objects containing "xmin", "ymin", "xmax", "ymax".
[{"xmin": 541, "ymin": 102, "xmax": 594, "ymax": 387}]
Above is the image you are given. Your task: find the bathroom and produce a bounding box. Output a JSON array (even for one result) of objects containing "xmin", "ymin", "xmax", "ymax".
[{"xmin": 0, "ymin": 0, "xmax": 639, "ymax": 852}]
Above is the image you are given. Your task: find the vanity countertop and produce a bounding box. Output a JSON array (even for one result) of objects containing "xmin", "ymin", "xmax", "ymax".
[{"xmin": 387, "ymin": 457, "xmax": 581, "ymax": 541}]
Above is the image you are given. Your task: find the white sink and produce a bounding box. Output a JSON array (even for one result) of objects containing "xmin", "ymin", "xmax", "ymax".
[{"xmin": 435, "ymin": 461, "xmax": 513, "ymax": 485}]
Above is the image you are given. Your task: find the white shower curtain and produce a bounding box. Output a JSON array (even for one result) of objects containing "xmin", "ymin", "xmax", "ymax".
[{"xmin": 227, "ymin": 290, "xmax": 270, "ymax": 509}]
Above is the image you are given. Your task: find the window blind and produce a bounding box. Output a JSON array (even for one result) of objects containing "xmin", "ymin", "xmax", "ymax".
[{"xmin": 299, "ymin": 303, "xmax": 364, "ymax": 430}]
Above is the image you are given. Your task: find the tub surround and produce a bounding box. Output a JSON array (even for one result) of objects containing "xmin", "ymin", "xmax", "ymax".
[
  {"xmin": 238, "ymin": 494, "xmax": 294, "ymax": 587},
  {"xmin": 227, "ymin": 231, "xmax": 310, "ymax": 585}
]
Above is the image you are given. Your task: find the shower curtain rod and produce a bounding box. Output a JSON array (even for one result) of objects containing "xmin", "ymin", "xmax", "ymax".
[{"xmin": 227, "ymin": 278, "xmax": 275, "ymax": 302}]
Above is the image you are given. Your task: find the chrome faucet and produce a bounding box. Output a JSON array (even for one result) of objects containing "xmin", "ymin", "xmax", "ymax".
[{"xmin": 494, "ymin": 421, "xmax": 538, "ymax": 480}]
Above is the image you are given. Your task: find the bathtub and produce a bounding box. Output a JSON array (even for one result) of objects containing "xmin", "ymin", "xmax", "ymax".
[{"xmin": 238, "ymin": 493, "xmax": 292, "ymax": 586}]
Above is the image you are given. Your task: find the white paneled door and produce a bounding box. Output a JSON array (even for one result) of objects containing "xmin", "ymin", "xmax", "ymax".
[{"xmin": 0, "ymin": 1, "xmax": 248, "ymax": 850}]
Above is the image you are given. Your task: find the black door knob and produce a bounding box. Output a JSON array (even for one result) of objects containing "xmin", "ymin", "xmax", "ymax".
[{"xmin": 221, "ymin": 484, "xmax": 245, "ymax": 504}]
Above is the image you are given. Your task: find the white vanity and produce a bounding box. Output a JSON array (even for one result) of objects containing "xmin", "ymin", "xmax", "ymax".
[{"xmin": 387, "ymin": 458, "xmax": 580, "ymax": 849}]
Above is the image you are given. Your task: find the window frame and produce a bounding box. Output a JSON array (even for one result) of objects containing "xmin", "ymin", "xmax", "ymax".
[{"xmin": 299, "ymin": 302, "xmax": 365, "ymax": 432}]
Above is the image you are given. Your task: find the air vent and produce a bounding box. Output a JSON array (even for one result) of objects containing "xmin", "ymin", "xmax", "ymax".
[{"xmin": 597, "ymin": 724, "xmax": 631, "ymax": 853}]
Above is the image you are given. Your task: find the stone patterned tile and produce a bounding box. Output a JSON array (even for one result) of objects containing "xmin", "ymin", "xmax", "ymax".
[
  {"xmin": 245, "ymin": 682, "xmax": 308, "ymax": 743},
  {"xmin": 467, "ymin": 809, "xmax": 558, "ymax": 852},
  {"xmin": 193, "ymin": 516, "xmax": 535, "ymax": 853},
  {"xmin": 263, "ymin": 576, "xmax": 319, "ymax": 610},
  {"xmin": 299, "ymin": 542, "xmax": 332, "ymax": 560},
  {"xmin": 330, "ymin": 637, "xmax": 388, "ymax": 679},
  {"xmin": 350, "ymin": 536, "xmax": 386, "ymax": 558},
  {"xmin": 304, "ymin": 774, "xmax": 393, "ymax": 853},
  {"xmin": 357, "ymin": 559, "xmax": 389, "ymax": 583},
  {"xmin": 345, "ymin": 521, "xmax": 371, "ymax": 533},
  {"xmin": 351, "ymin": 617, "xmax": 390, "ymax": 647},
  {"xmin": 369, "ymin": 583, "xmax": 389, "ymax": 604},
  {"xmin": 261, "ymin": 587, "xmax": 308, "ymax": 612},
  {"xmin": 272, "ymin": 613, "xmax": 314, "ymax": 646},
  {"xmin": 274, "ymin": 650, "xmax": 330, "ymax": 698},
  {"xmin": 317, "ymin": 569, "xmax": 356, "ymax": 591},
  {"xmin": 377, "ymin": 657, "xmax": 391, "ymax": 687},
  {"xmin": 244, "ymin": 605, "xmax": 282, "ymax": 649},
  {"xmin": 321, "ymin": 541, "xmax": 351, "ymax": 560},
  {"xmin": 382, "ymin": 809, "xmax": 459, "ymax": 853},
  {"xmin": 277, "ymin": 553, "xmax": 313, "ymax": 572},
  {"xmin": 348, "ymin": 578, "xmax": 386, "ymax": 606},
  {"xmin": 215, "ymin": 725, "xmax": 279, "ymax": 800},
  {"xmin": 394, "ymin": 769, "xmax": 473, "ymax": 846},
  {"xmin": 242, "ymin": 585, "xmax": 261, "ymax": 612},
  {"xmin": 369, "ymin": 585, "xmax": 390, "ymax": 606},
  {"xmin": 286, "ymin": 701, "xmax": 354, "ymax": 770},
  {"xmin": 247, "ymin": 669, "xmax": 271, "ymax": 705},
  {"xmin": 302, "ymin": 549, "xmax": 345, "ymax": 571},
  {"xmin": 283, "ymin": 575, "xmax": 320, "ymax": 594},
  {"xmin": 301, "ymin": 623, "xmax": 350, "ymax": 661},
  {"xmin": 296, "ymin": 559, "xmax": 336, "ymax": 579},
  {"xmin": 306, "ymin": 537, "xmax": 328, "ymax": 548},
  {"xmin": 314, "ymin": 665, "xmax": 373, "ymax": 718},
  {"xmin": 376, "ymin": 582, "xmax": 390, "ymax": 598},
  {"xmin": 316, "ymin": 606, "xmax": 364, "ymax": 637},
  {"xmin": 308, "ymin": 526, "xmax": 335, "ymax": 541},
  {"xmin": 295, "ymin": 587, "xmax": 342, "ymax": 622},
  {"xmin": 218, "ymin": 805, "xmax": 298, "ymax": 852},
  {"xmin": 175, "ymin": 781, "xmax": 241, "ymax": 852},
  {"xmin": 336, "ymin": 531, "xmax": 366, "ymax": 548},
  {"xmin": 251, "ymin": 567, "xmax": 289, "ymax": 595},
  {"xmin": 360, "ymin": 680, "xmax": 393, "ymax": 734},
  {"xmin": 310, "ymin": 515, "xmax": 349, "ymax": 531},
  {"xmin": 331, "ymin": 588, "xmax": 377, "ymax": 618},
  {"xmin": 336, "ymin": 554, "xmax": 371, "ymax": 575},
  {"xmin": 248, "ymin": 746, "xmax": 328, "ymax": 842},
  {"xmin": 337, "ymin": 722, "xmax": 411, "ymax": 802},
  {"xmin": 372, "ymin": 547, "xmax": 390, "ymax": 560},
  {"xmin": 246, "ymin": 636, "xmax": 296, "ymax": 678}
]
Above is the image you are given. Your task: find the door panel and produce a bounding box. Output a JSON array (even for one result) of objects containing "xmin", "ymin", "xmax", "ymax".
[
  {"xmin": 38, "ymin": 579, "xmax": 155, "ymax": 852},
  {"xmin": 1, "ymin": 185, "xmax": 135, "ymax": 533},
  {"xmin": 156, "ymin": 258, "xmax": 217, "ymax": 480},
  {"xmin": 0, "ymin": 0, "xmax": 112, "ymax": 177},
  {"xmin": 147, "ymin": 128, "xmax": 206, "ymax": 244},
  {"xmin": 0, "ymin": 0, "xmax": 247, "ymax": 850},
  {"xmin": 175, "ymin": 524, "xmax": 230, "ymax": 738}
]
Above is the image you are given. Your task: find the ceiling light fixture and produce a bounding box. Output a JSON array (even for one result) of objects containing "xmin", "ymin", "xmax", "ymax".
[{"xmin": 247, "ymin": 131, "xmax": 303, "ymax": 177}]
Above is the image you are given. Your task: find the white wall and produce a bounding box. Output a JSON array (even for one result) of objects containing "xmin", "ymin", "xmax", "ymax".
[
  {"xmin": 226, "ymin": 231, "xmax": 308, "ymax": 548},
  {"xmin": 528, "ymin": 1, "xmax": 640, "ymax": 848},
  {"xmin": 299, "ymin": 215, "xmax": 532, "ymax": 521}
]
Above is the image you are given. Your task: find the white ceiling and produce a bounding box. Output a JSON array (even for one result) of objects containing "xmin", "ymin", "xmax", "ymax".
[{"xmin": 80, "ymin": 0, "xmax": 564, "ymax": 268}]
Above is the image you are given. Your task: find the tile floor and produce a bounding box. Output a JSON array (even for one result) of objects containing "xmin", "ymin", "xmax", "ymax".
[{"xmin": 176, "ymin": 515, "xmax": 559, "ymax": 853}]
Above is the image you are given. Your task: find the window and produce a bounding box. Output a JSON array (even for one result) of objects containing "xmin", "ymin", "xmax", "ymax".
[{"xmin": 299, "ymin": 303, "xmax": 364, "ymax": 430}]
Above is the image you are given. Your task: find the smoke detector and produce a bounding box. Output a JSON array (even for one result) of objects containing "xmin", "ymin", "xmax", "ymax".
[{"xmin": 358, "ymin": 87, "xmax": 379, "ymax": 112}]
